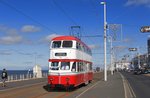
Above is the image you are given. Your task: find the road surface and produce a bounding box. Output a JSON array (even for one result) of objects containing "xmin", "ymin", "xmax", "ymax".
[{"xmin": 122, "ymin": 71, "xmax": 150, "ymax": 98}]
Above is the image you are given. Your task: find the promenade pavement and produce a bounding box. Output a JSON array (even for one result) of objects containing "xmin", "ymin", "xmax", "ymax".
[
  {"xmin": 0, "ymin": 78, "xmax": 47, "ymax": 91},
  {"xmin": 75, "ymin": 72, "xmax": 125, "ymax": 98}
]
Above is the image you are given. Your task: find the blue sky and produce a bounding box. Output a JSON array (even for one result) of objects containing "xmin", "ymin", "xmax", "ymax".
[{"xmin": 0, "ymin": 0, "xmax": 150, "ymax": 70}]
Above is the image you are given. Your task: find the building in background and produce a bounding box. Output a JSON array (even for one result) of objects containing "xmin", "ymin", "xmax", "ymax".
[
  {"xmin": 33, "ymin": 65, "xmax": 42, "ymax": 78},
  {"xmin": 147, "ymin": 38, "xmax": 150, "ymax": 67}
]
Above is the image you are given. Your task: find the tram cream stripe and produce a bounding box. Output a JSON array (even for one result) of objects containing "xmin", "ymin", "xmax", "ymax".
[{"xmin": 75, "ymin": 81, "xmax": 101, "ymax": 98}]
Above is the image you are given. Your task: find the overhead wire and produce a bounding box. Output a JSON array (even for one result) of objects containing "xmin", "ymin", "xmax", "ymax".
[
  {"xmin": 51, "ymin": 0, "xmax": 104, "ymax": 60},
  {"xmin": 81, "ymin": 35, "xmax": 103, "ymax": 37},
  {"xmin": 0, "ymin": 0, "xmax": 56, "ymax": 33},
  {"xmin": 52, "ymin": 0, "xmax": 78, "ymax": 25}
]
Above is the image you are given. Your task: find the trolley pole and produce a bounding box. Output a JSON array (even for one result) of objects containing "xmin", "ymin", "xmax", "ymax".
[{"xmin": 101, "ymin": 1, "xmax": 107, "ymax": 81}]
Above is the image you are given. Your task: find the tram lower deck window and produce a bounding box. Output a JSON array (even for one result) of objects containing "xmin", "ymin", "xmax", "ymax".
[
  {"xmin": 61, "ymin": 62, "xmax": 70, "ymax": 70},
  {"xmin": 51, "ymin": 62, "xmax": 59, "ymax": 70}
]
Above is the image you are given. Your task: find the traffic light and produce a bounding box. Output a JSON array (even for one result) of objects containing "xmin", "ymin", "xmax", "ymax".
[{"xmin": 128, "ymin": 48, "xmax": 137, "ymax": 51}]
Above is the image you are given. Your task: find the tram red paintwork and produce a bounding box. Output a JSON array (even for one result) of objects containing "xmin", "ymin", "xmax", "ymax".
[
  {"xmin": 48, "ymin": 36, "xmax": 93, "ymax": 89},
  {"xmin": 48, "ymin": 72, "xmax": 93, "ymax": 87}
]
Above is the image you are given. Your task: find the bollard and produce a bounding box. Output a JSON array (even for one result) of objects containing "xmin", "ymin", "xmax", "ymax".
[
  {"xmin": 42, "ymin": 73, "xmax": 44, "ymax": 77},
  {"xmin": 11, "ymin": 75, "xmax": 13, "ymax": 81},
  {"xmin": 23, "ymin": 74, "xmax": 24, "ymax": 80},
  {"xmin": 29, "ymin": 74, "xmax": 31, "ymax": 79},
  {"xmin": 20, "ymin": 74, "xmax": 22, "ymax": 80},
  {"xmin": 8, "ymin": 76, "xmax": 10, "ymax": 81},
  {"xmin": 26, "ymin": 74, "xmax": 28, "ymax": 79},
  {"xmin": 15, "ymin": 74, "xmax": 17, "ymax": 80}
]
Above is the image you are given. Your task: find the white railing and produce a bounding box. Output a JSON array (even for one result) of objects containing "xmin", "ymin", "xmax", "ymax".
[{"xmin": 3, "ymin": 73, "xmax": 48, "ymax": 82}]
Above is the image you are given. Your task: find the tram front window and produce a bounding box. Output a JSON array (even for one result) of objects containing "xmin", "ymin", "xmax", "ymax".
[
  {"xmin": 62, "ymin": 41, "xmax": 72, "ymax": 48},
  {"xmin": 52, "ymin": 41, "xmax": 61, "ymax": 48},
  {"xmin": 51, "ymin": 62, "xmax": 59, "ymax": 70},
  {"xmin": 61, "ymin": 62, "xmax": 70, "ymax": 70},
  {"xmin": 72, "ymin": 62, "xmax": 76, "ymax": 72}
]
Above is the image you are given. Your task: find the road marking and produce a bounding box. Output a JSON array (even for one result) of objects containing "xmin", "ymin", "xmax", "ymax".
[
  {"xmin": 120, "ymin": 73, "xmax": 128, "ymax": 98},
  {"xmin": 31, "ymin": 92, "xmax": 50, "ymax": 98},
  {"xmin": 126, "ymin": 78, "xmax": 136, "ymax": 98},
  {"xmin": 75, "ymin": 81, "xmax": 101, "ymax": 98},
  {"xmin": 0, "ymin": 81, "xmax": 47, "ymax": 92},
  {"xmin": 56, "ymin": 92, "xmax": 71, "ymax": 98},
  {"xmin": 120, "ymin": 73, "xmax": 136, "ymax": 98}
]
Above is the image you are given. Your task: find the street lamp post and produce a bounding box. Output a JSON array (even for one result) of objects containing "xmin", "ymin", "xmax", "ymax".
[
  {"xmin": 110, "ymin": 36, "xmax": 114, "ymax": 75},
  {"xmin": 101, "ymin": 1, "xmax": 107, "ymax": 81}
]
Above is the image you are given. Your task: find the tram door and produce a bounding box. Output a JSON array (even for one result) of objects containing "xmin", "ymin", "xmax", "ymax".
[{"xmin": 84, "ymin": 63, "xmax": 88, "ymax": 83}]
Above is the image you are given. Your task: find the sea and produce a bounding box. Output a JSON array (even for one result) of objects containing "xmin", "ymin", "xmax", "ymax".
[{"xmin": 0, "ymin": 70, "xmax": 48, "ymax": 80}]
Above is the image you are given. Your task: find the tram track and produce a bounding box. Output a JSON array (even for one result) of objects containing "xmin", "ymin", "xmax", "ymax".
[
  {"xmin": 31, "ymin": 92, "xmax": 50, "ymax": 98},
  {"xmin": 0, "ymin": 72, "xmax": 103, "ymax": 98},
  {"xmin": 0, "ymin": 82, "xmax": 46, "ymax": 98}
]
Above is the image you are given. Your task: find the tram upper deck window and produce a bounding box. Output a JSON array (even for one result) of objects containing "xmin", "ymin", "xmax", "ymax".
[
  {"xmin": 62, "ymin": 41, "xmax": 72, "ymax": 48},
  {"xmin": 61, "ymin": 62, "xmax": 70, "ymax": 70},
  {"xmin": 51, "ymin": 62, "xmax": 59, "ymax": 70},
  {"xmin": 52, "ymin": 41, "xmax": 61, "ymax": 48}
]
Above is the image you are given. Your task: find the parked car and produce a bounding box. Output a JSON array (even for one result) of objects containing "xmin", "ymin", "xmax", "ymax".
[
  {"xmin": 147, "ymin": 68, "xmax": 150, "ymax": 73},
  {"xmin": 141, "ymin": 67, "xmax": 149, "ymax": 74},
  {"xmin": 134, "ymin": 68, "xmax": 142, "ymax": 75},
  {"xmin": 142, "ymin": 69, "xmax": 148, "ymax": 74}
]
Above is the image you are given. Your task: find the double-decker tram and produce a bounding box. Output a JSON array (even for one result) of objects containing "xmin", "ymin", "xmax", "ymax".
[{"xmin": 48, "ymin": 36, "xmax": 93, "ymax": 89}]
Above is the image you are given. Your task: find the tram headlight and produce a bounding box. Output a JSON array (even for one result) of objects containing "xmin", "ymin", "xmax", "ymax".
[
  {"xmin": 66, "ymin": 78, "xmax": 70, "ymax": 82},
  {"xmin": 50, "ymin": 78, "xmax": 53, "ymax": 81}
]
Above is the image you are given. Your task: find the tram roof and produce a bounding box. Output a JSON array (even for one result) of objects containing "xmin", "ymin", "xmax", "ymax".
[{"xmin": 52, "ymin": 36, "xmax": 91, "ymax": 50}]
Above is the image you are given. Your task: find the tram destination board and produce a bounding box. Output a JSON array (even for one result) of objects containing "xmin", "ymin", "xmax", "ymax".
[{"xmin": 55, "ymin": 53, "xmax": 67, "ymax": 56}]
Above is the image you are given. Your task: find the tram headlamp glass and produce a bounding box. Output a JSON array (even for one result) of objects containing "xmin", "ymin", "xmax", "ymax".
[
  {"xmin": 50, "ymin": 78, "xmax": 53, "ymax": 81},
  {"xmin": 66, "ymin": 78, "xmax": 70, "ymax": 81}
]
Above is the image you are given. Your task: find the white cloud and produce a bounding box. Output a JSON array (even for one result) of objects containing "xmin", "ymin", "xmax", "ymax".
[
  {"xmin": 23, "ymin": 61, "xmax": 33, "ymax": 64},
  {"xmin": 0, "ymin": 25, "xmax": 35, "ymax": 45},
  {"xmin": 125, "ymin": 0, "xmax": 150, "ymax": 7},
  {"xmin": 113, "ymin": 46, "xmax": 127, "ymax": 52},
  {"xmin": 21, "ymin": 25, "xmax": 41, "ymax": 33},
  {"xmin": 0, "ymin": 25, "xmax": 9, "ymax": 32},
  {"xmin": 39, "ymin": 34, "xmax": 61, "ymax": 44},
  {"xmin": 0, "ymin": 25, "xmax": 18, "ymax": 35},
  {"xmin": 0, "ymin": 35, "xmax": 23, "ymax": 45},
  {"xmin": 88, "ymin": 44, "xmax": 100, "ymax": 49},
  {"xmin": 46, "ymin": 34, "xmax": 61, "ymax": 41},
  {"xmin": 7, "ymin": 29, "xmax": 18, "ymax": 36},
  {"xmin": 0, "ymin": 50, "xmax": 12, "ymax": 55},
  {"xmin": 123, "ymin": 38, "xmax": 132, "ymax": 43}
]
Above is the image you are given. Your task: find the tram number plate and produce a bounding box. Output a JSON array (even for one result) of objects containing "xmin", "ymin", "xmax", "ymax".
[{"xmin": 55, "ymin": 53, "xmax": 67, "ymax": 56}]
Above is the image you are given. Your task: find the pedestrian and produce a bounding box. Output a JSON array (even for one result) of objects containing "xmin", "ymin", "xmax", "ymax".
[{"xmin": 1, "ymin": 68, "xmax": 8, "ymax": 87}]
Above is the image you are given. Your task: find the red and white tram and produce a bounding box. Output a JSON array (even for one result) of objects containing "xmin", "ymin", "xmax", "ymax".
[{"xmin": 48, "ymin": 36, "xmax": 93, "ymax": 89}]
